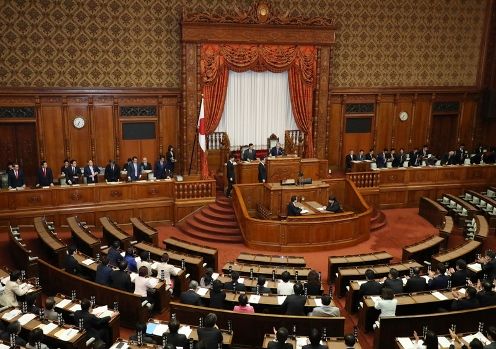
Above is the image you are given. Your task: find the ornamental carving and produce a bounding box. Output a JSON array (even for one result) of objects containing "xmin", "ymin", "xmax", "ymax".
[
  {"xmin": 110, "ymin": 190, "xmax": 122, "ymax": 198},
  {"xmin": 71, "ymin": 191, "xmax": 82, "ymax": 201},
  {"xmin": 28, "ymin": 196, "xmax": 42, "ymax": 204},
  {"xmin": 148, "ymin": 188, "xmax": 160, "ymax": 196}
]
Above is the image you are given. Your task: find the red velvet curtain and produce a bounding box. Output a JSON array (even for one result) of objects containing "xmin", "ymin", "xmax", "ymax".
[{"xmin": 200, "ymin": 44, "xmax": 316, "ymax": 178}]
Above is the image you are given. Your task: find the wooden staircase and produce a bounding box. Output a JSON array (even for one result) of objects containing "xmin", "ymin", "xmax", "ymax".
[
  {"xmin": 370, "ymin": 208, "xmax": 387, "ymax": 231},
  {"xmin": 176, "ymin": 196, "xmax": 243, "ymax": 243}
]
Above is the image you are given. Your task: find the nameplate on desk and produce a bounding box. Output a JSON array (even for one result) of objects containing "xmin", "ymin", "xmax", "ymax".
[{"xmin": 280, "ymin": 179, "xmax": 296, "ymax": 186}]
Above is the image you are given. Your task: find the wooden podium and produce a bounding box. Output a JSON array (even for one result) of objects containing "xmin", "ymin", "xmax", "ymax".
[{"xmin": 265, "ymin": 156, "xmax": 301, "ymax": 182}]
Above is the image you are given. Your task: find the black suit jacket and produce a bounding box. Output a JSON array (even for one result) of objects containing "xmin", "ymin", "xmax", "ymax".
[
  {"xmin": 302, "ymin": 345, "xmax": 326, "ymax": 349},
  {"xmin": 74, "ymin": 310, "xmax": 111, "ymax": 343},
  {"xmin": 166, "ymin": 151, "xmax": 175, "ymax": 172},
  {"xmin": 65, "ymin": 254, "xmax": 82, "ymax": 275},
  {"xmin": 64, "ymin": 166, "xmax": 81, "ymax": 184},
  {"xmin": 104, "ymin": 164, "xmax": 120, "ymax": 182},
  {"xmin": 83, "ymin": 165, "xmax": 100, "ymax": 183},
  {"xmin": 482, "ymin": 259, "xmax": 496, "ymax": 281},
  {"xmin": 243, "ymin": 148, "xmax": 256, "ymax": 161},
  {"xmin": 326, "ymin": 201, "xmax": 341, "ymax": 213},
  {"xmin": 224, "ymin": 281, "xmax": 246, "ymax": 292},
  {"xmin": 281, "ymin": 294, "xmax": 306, "ymax": 315},
  {"xmin": 393, "ymin": 153, "xmax": 405, "ymax": 167},
  {"xmin": 154, "ymin": 160, "xmax": 167, "ymax": 179},
  {"xmin": 140, "ymin": 162, "xmax": 152, "ymax": 171},
  {"xmin": 345, "ymin": 154, "xmax": 355, "ymax": 170},
  {"xmin": 270, "ymin": 147, "xmax": 284, "ymax": 156},
  {"xmin": 268, "ymin": 342, "xmax": 293, "ymax": 349},
  {"xmin": 226, "ymin": 161, "xmax": 235, "ymax": 182},
  {"xmin": 110, "ymin": 270, "xmax": 132, "ymax": 292},
  {"xmin": 166, "ymin": 333, "xmax": 188, "ymax": 348},
  {"xmin": 36, "ymin": 167, "xmax": 53, "ymax": 186},
  {"xmin": 476, "ymin": 290, "xmax": 496, "ymax": 306},
  {"xmin": 287, "ymin": 202, "xmax": 302, "ymax": 216},
  {"xmin": 450, "ymin": 269, "xmax": 469, "ymax": 287},
  {"xmin": 95, "ymin": 264, "xmax": 112, "ymax": 286},
  {"xmin": 451, "ymin": 297, "xmax": 479, "ymax": 311},
  {"xmin": 209, "ymin": 291, "xmax": 226, "ymax": 309},
  {"xmin": 405, "ymin": 276, "xmax": 427, "ymax": 293},
  {"xmin": 258, "ymin": 162, "xmax": 266, "ymax": 182},
  {"xmin": 180, "ymin": 289, "xmax": 202, "ymax": 305},
  {"xmin": 359, "ymin": 280, "xmax": 382, "ymax": 297},
  {"xmin": 383, "ymin": 278, "xmax": 404, "ymax": 294},
  {"xmin": 8, "ymin": 170, "xmax": 25, "ymax": 188},
  {"xmin": 197, "ymin": 327, "xmax": 223, "ymax": 349},
  {"xmin": 428, "ymin": 274, "xmax": 449, "ymax": 290}
]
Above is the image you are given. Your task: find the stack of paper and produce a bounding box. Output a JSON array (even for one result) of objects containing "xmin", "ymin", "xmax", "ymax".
[
  {"xmin": 36, "ymin": 322, "xmax": 59, "ymax": 335},
  {"xmin": 92, "ymin": 305, "xmax": 108, "ymax": 315},
  {"xmin": 17, "ymin": 313, "xmax": 36, "ymax": 325},
  {"xmin": 0, "ymin": 343, "xmax": 10, "ymax": 349},
  {"xmin": 55, "ymin": 328, "xmax": 79, "ymax": 341},
  {"xmin": 248, "ymin": 295, "xmax": 261, "ymax": 304},
  {"xmin": 437, "ymin": 336, "xmax": 452, "ymax": 347},
  {"xmin": 69, "ymin": 304, "xmax": 81, "ymax": 312},
  {"xmin": 295, "ymin": 336, "xmax": 309, "ymax": 349},
  {"xmin": 2, "ymin": 308, "xmax": 21, "ymax": 320},
  {"xmin": 238, "ymin": 277, "xmax": 245, "ymax": 283},
  {"xmin": 110, "ymin": 342, "xmax": 129, "ymax": 349},
  {"xmin": 467, "ymin": 263, "xmax": 482, "ymax": 272},
  {"xmin": 212, "ymin": 273, "xmax": 220, "ymax": 280},
  {"xmin": 149, "ymin": 278, "xmax": 159, "ymax": 288},
  {"xmin": 196, "ymin": 287, "xmax": 209, "ymax": 296},
  {"xmin": 55, "ymin": 298, "xmax": 72, "ymax": 309},
  {"xmin": 396, "ymin": 337, "xmax": 416, "ymax": 349},
  {"xmin": 313, "ymin": 298, "xmax": 323, "ymax": 306},
  {"xmin": 178, "ymin": 325, "xmax": 192, "ymax": 338},
  {"xmin": 431, "ymin": 291, "xmax": 448, "ymax": 300},
  {"xmin": 462, "ymin": 332, "xmax": 490, "ymax": 345},
  {"xmin": 153, "ymin": 323, "xmax": 169, "ymax": 336},
  {"xmin": 98, "ymin": 310, "xmax": 113, "ymax": 318},
  {"xmin": 277, "ymin": 296, "xmax": 287, "ymax": 305},
  {"xmin": 82, "ymin": 258, "xmax": 95, "ymax": 266}
]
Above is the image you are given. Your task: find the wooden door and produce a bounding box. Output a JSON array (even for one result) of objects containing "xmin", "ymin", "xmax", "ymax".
[
  {"xmin": 0, "ymin": 123, "xmax": 38, "ymax": 186},
  {"xmin": 429, "ymin": 115, "xmax": 458, "ymax": 158}
]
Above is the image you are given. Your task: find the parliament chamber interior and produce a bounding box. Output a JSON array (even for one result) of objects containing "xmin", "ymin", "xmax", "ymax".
[{"xmin": 1, "ymin": 0, "xmax": 496, "ymax": 348}]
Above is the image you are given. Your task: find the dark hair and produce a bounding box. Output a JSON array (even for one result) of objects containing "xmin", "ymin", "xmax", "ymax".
[
  {"xmin": 437, "ymin": 263, "xmax": 446, "ymax": 274},
  {"xmin": 40, "ymin": 160, "xmax": 47, "ymax": 166},
  {"xmin": 168, "ymin": 319, "xmax": 180, "ymax": 334},
  {"xmin": 212, "ymin": 279, "xmax": 223, "ymax": 293},
  {"xmin": 424, "ymin": 330, "xmax": 438, "ymax": 349},
  {"xmin": 293, "ymin": 282, "xmax": 304, "ymax": 295},
  {"xmin": 281, "ymin": 271, "xmax": 291, "ymax": 282},
  {"xmin": 469, "ymin": 338, "xmax": 483, "ymax": 349},
  {"xmin": 276, "ymin": 327, "xmax": 289, "ymax": 343},
  {"xmin": 486, "ymin": 250, "xmax": 495, "ymax": 259},
  {"xmin": 28, "ymin": 328, "xmax": 44, "ymax": 346},
  {"xmin": 290, "ymin": 195, "xmax": 297, "ymax": 202},
  {"xmin": 203, "ymin": 313, "xmax": 217, "ymax": 328},
  {"xmin": 487, "ymin": 326, "xmax": 496, "ymax": 340},
  {"xmin": 168, "ymin": 145, "xmax": 174, "ymax": 151},
  {"xmin": 307, "ymin": 270, "xmax": 320, "ymax": 286},
  {"xmin": 135, "ymin": 322, "xmax": 146, "ymax": 335},
  {"xmin": 365, "ymin": 269, "xmax": 375, "ymax": 280},
  {"xmin": 10, "ymin": 270, "xmax": 21, "ymax": 282},
  {"xmin": 138, "ymin": 266, "xmax": 148, "ymax": 277},
  {"xmin": 389, "ymin": 268, "xmax": 399, "ymax": 279},
  {"xmin": 70, "ymin": 159, "xmax": 76, "ymax": 164},
  {"xmin": 412, "ymin": 267, "xmax": 421, "ymax": 276},
  {"xmin": 484, "ymin": 280, "xmax": 496, "ymax": 292},
  {"xmin": 112, "ymin": 240, "xmax": 120, "ymax": 249},
  {"xmin": 344, "ymin": 333, "xmax": 356, "ymax": 346},
  {"xmin": 203, "ymin": 268, "xmax": 214, "ymax": 285},
  {"xmin": 321, "ymin": 294, "xmax": 331, "ymax": 306},
  {"xmin": 118, "ymin": 260, "xmax": 128, "ymax": 271},
  {"xmin": 248, "ymin": 143, "xmax": 253, "ymax": 147},
  {"xmin": 125, "ymin": 247, "xmax": 134, "ymax": 256},
  {"xmin": 381, "ymin": 287, "xmax": 394, "ymax": 300},
  {"xmin": 81, "ymin": 298, "xmax": 91, "ymax": 311},
  {"xmin": 328, "ymin": 196, "xmax": 336, "ymax": 201},
  {"xmin": 100, "ymin": 256, "xmax": 109, "ymax": 266},
  {"xmin": 7, "ymin": 321, "xmax": 21, "ymax": 334},
  {"xmin": 238, "ymin": 294, "xmax": 248, "ymax": 306},
  {"xmin": 141, "ymin": 251, "xmax": 149, "ymax": 262},
  {"xmin": 308, "ymin": 328, "xmax": 321, "ymax": 345},
  {"xmin": 257, "ymin": 275, "xmax": 266, "ymax": 287},
  {"xmin": 68, "ymin": 245, "xmax": 77, "ymax": 255},
  {"xmin": 230, "ymin": 271, "xmax": 239, "ymax": 282},
  {"xmin": 161, "ymin": 253, "xmax": 169, "ymax": 262},
  {"xmin": 466, "ymin": 286, "xmax": 477, "ymax": 299},
  {"xmin": 45, "ymin": 297, "xmax": 55, "ymax": 310},
  {"xmin": 26, "ymin": 293, "xmax": 37, "ymax": 308},
  {"xmin": 455, "ymin": 259, "xmax": 467, "ymax": 270}
]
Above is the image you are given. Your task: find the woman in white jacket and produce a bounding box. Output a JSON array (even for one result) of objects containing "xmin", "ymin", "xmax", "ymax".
[{"xmin": 0, "ymin": 270, "xmax": 30, "ymax": 307}]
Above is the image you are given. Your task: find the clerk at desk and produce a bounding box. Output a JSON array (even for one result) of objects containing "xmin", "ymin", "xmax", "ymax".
[
  {"xmin": 270, "ymin": 142, "xmax": 284, "ymax": 157},
  {"xmin": 326, "ymin": 196, "xmax": 341, "ymax": 213},
  {"xmin": 287, "ymin": 196, "xmax": 302, "ymax": 216},
  {"xmin": 243, "ymin": 143, "xmax": 257, "ymax": 161}
]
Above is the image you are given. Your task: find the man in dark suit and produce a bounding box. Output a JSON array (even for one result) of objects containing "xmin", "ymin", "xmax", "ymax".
[
  {"xmin": 74, "ymin": 299, "xmax": 111, "ymax": 345},
  {"xmin": 356, "ymin": 149, "xmax": 365, "ymax": 161},
  {"xmin": 224, "ymin": 271, "xmax": 246, "ymax": 292},
  {"xmin": 128, "ymin": 157, "xmax": 141, "ymax": 181},
  {"xmin": 326, "ymin": 196, "xmax": 341, "ymax": 213},
  {"xmin": 302, "ymin": 328, "xmax": 327, "ymax": 349},
  {"xmin": 281, "ymin": 282, "xmax": 307, "ymax": 315},
  {"xmin": 392, "ymin": 148, "xmax": 406, "ymax": 167},
  {"xmin": 95, "ymin": 256, "xmax": 112, "ymax": 286},
  {"xmin": 107, "ymin": 241, "xmax": 122, "ymax": 266},
  {"xmin": 451, "ymin": 286, "xmax": 479, "ymax": 310},
  {"xmin": 165, "ymin": 319, "xmax": 188, "ymax": 348},
  {"xmin": 287, "ymin": 196, "xmax": 302, "ymax": 216},
  {"xmin": 478, "ymin": 250, "xmax": 496, "ymax": 281},
  {"xmin": 375, "ymin": 149, "xmax": 387, "ymax": 168},
  {"xmin": 180, "ymin": 280, "xmax": 202, "ymax": 305},
  {"xmin": 449, "ymin": 259, "xmax": 469, "ymax": 287},
  {"xmin": 154, "ymin": 155, "xmax": 167, "ymax": 179},
  {"xmin": 476, "ymin": 281, "xmax": 496, "ymax": 306},
  {"xmin": 270, "ymin": 142, "xmax": 284, "ymax": 157},
  {"xmin": 165, "ymin": 145, "xmax": 176, "ymax": 175},
  {"xmin": 226, "ymin": 154, "xmax": 236, "ymax": 198},
  {"xmin": 104, "ymin": 160, "xmax": 120, "ymax": 182},
  {"xmin": 83, "ymin": 159, "xmax": 100, "ymax": 184},
  {"xmin": 405, "ymin": 267, "xmax": 427, "ymax": 293},
  {"xmin": 441, "ymin": 150, "xmax": 457, "ymax": 165},
  {"xmin": 258, "ymin": 157, "xmax": 266, "ymax": 183},
  {"xmin": 409, "ymin": 148, "xmax": 420, "ymax": 167},
  {"xmin": 365, "ymin": 149, "xmax": 375, "ymax": 161},
  {"xmin": 455, "ymin": 144, "xmax": 466, "ymax": 165},
  {"xmin": 110, "ymin": 260, "xmax": 132, "ymax": 292},
  {"xmin": 36, "ymin": 160, "xmax": 54, "ymax": 187},
  {"xmin": 383, "ymin": 268, "xmax": 403, "ymax": 294},
  {"xmin": 242, "ymin": 143, "xmax": 257, "ymax": 161},
  {"xmin": 252, "ymin": 275, "xmax": 271, "ymax": 294},
  {"xmin": 345, "ymin": 150, "xmax": 356, "ymax": 172},
  {"xmin": 484, "ymin": 326, "xmax": 496, "ymax": 349},
  {"xmin": 65, "ymin": 159, "xmax": 81, "ymax": 185},
  {"xmin": 8, "ymin": 163, "xmax": 26, "ymax": 189},
  {"xmin": 268, "ymin": 327, "xmax": 292, "ymax": 349},
  {"xmin": 197, "ymin": 313, "xmax": 223, "ymax": 349},
  {"xmin": 140, "ymin": 157, "xmax": 152, "ymax": 171},
  {"xmin": 129, "ymin": 322, "xmax": 156, "ymax": 344},
  {"xmin": 428, "ymin": 263, "xmax": 449, "ymax": 290},
  {"xmin": 64, "ymin": 245, "xmax": 82, "ymax": 275},
  {"xmin": 358, "ymin": 269, "xmax": 382, "ymax": 299}
]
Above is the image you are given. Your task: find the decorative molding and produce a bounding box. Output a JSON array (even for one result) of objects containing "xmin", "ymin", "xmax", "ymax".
[
  {"xmin": 345, "ymin": 103, "xmax": 375, "ymax": 114},
  {"xmin": 432, "ymin": 101, "xmax": 460, "ymax": 113},
  {"xmin": 0, "ymin": 107, "xmax": 35, "ymax": 118},
  {"xmin": 119, "ymin": 106, "xmax": 157, "ymax": 117}
]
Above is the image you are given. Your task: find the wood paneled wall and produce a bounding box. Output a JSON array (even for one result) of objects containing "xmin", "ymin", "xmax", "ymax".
[
  {"xmin": 0, "ymin": 89, "xmax": 180, "ymax": 173},
  {"xmin": 328, "ymin": 88, "xmax": 482, "ymax": 169}
]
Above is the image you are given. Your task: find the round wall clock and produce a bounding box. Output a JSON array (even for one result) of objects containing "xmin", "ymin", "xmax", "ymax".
[
  {"xmin": 399, "ymin": 111, "xmax": 409, "ymax": 121},
  {"xmin": 73, "ymin": 116, "xmax": 85, "ymax": 129}
]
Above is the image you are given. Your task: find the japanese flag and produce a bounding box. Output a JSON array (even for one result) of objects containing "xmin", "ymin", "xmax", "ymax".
[{"xmin": 198, "ymin": 98, "xmax": 206, "ymax": 152}]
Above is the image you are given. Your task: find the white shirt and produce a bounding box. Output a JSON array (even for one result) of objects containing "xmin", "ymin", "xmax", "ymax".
[
  {"xmin": 137, "ymin": 261, "xmax": 153, "ymax": 276},
  {"xmin": 156, "ymin": 262, "xmax": 180, "ymax": 286},
  {"xmin": 276, "ymin": 281, "xmax": 294, "ymax": 295},
  {"xmin": 0, "ymin": 280, "xmax": 29, "ymax": 307},
  {"xmin": 374, "ymin": 298, "xmax": 397, "ymax": 318},
  {"xmin": 133, "ymin": 276, "xmax": 155, "ymax": 297}
]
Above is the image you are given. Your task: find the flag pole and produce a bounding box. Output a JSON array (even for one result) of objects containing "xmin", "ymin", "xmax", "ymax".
[{"xmin": 188, "ymin": 97, "xmax": 204, "ymax": 176}]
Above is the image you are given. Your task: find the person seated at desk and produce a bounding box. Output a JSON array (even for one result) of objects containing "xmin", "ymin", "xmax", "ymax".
[
  {"xmin": 124, "ymin": 247, "xmax": 138, "ymax": 273},
  {"xmin": 197, "ymin": 313, "xmax": 223, "ymax": 349},
  {"xmin": 110, "ymin": 260, "xmax": 132, "ymax": 292},
  {"xmin": 253, "ymin": 275, "xmax": 271, "ymax": 294},
  {"xmin": 224, "ymin": 271, "xmax": 246, "ymax": 292},
  {"xmin": 270, "ymin": 142, "xmax": 284, "ymax": 157},
  {"xmin": 60, "ymin": 159, "xmax": 69, "ymax": 176},
  {"xmin": 127, "ymin": 156, "xmax": 142, "ymax": 182},
  {"xmin": 137, "ymin": 251, "xmax": 153, "ymax": 276},
  {"xmin": 95, "ymin": 256, "xmax": 112, "ymax": 286},
  {"xmin": 166, "ymin": 145, "xmax": 176, "ymax": 175},
  {"xmin": 345, "ymin": 150, "xmax": 356, "ymax": 172},
  {"xmin": 209, "ymin": 279, "xmax": 226, "ymax": 309},
  {"xmin": 277, "ymin": 271, "xmax": 294, "ymax": 295},
  {"xmin": 26, "ymin": 328, "xmax": 49, "ymax": 349},
  {"xmin": 373, "ymin": 287, "xmax": 397, "ymax": 319},
  {"xmin": 268, "ymin": 327, "xmax": 293, "ymax": 349},
  {"xmin": 358, "ymin": 269, "xmax": 382, "ymax": 298},
  {"xmin": 107, "ymin": 241, "xmax": 122, "ymax": 266},
  {"xmin": 44, "ymin": 297, "xmax": 59, "ymax": 321},
  {"xmin": 84, "ymin": 159, "xmax": 100, "ymax": 184},
  {"xmin": 448, "ymin": 259, "xmax": 469, "ymax": 287},
  {"xmin": 344, "ymin": 333, "xmax": 357, "ymax": 348},
  {"xmin": 365, "ymin": 149, "xmax": 375, "ymax": 161},
  {"xmin": 305, "ymin": 270, "xmax": 321, "ymax": 296},
  {"xmin": 7, "ymin": 163, "xmax": 26, "ymax": 189},
  {"xmin": 287, "ymin": 196, "xmax": 302, "ymax": 216},
  {"xmin": 455, "ymin": 144, "xmax": 466, "ymax": 165},
  {"xmin": 326, "ymin": 196, "xmax": 341, "ymax": 213},
  {"xmin": 484, "ymin": 326, "xmax": 496, "ymax": 349},
  {"xmin": 25, "ymin": 293, "xmax": 40, "ymax": 315},
  {"xmin": 140, "ymin": 157, "xmax": 152, "ymax": 171},
  {"xmin": 357, "ymin": 149, "xmax": 365, "ymax": 161},
  {"xmin": 281, "ymin": 282, "xmax": 306, "ymax": 315},
  {"xmin": 36, "ymin": 160, "xmax": 54, "ymax": 187},
  {"xmin": 64, "ymin": 245, "xmax": 82, "ymax": 276},
  {"xmin": 476, "ymin": 280, "xmax": 496, "ymax": 306},
  {"xmin": 382, "ymin": 268, "xmax": 404, "ymax": 294},
  {"xmin": 302, "ymin": 328, "xmax": 326, "ymax": 349},
  {"xmin": 129, "ymin": 322, "xmax": 156, "ymax": 344},
  {"xmin": 409, "ymin": 147, "xmax": 421, "ymax": 167},
  {"xmin": 104, "ymin": 160, "xmax": 120, "ymax": 182},
  {"xmin": 441, "ymin": 150, "xmax": 457, "ymax": 165},
  {"xmin": 258, "ymin": 157, "xmax": 266, "ymax": 183},
  {"xmin": 451, "ymin": 286, "xmax": 479, "ymax": 310},
  {"xmin": 243, "ymin": 143, "xmax": 257, "ymax": 161},
  {"xmin": 65, "ymin": 159, "xmax": 81, "ymax": 185},
  {"xmin": 200, "ymin": 268, "xmax": 214, "ymax": 288},
  {"xmin": 308, "ymin": 294, "xmax": 340, "ymax": 317},
  {"xmin": 0, "ymin": 321, "xmax": 26, "ymax": 346},
  {"xmin": 404, "ymin": 267, "xmax": 427, "ymax": 293},
  {"xmin": 477, "ymin": 250, "xmax": 496, "ymax": 281},
  {"xmin": 376, "ymin": 149, "xmax": 388, "ymax": 168},
  {"xmin": 74, "ymin": 298, "xmax": 111, "ymax": 345},
  {"xmin": 165, "ymin": 319, "xmax": 188, "ymax": 348},
  {"xmin": 156, "ymin": 252, "xmax": 180, "ymax": 289},
  {"xmin": 133, "ymin": 266, "xmax": 156, "ymax": 308},
  {"xmin": 428, "ymin": 263, "xmax": 449, "ymax": 290},
  {"xmin": 233, "ymin": 293, "xmax": 255, "ymax": 313},
  {"xmin": 393, "ymin": 148, "xmax": 407, "ymax": 167},
  {"xmin": 413, "ymin": 330, "xmax": 438, "ymax": 349},
  {"xmin": 180, "ymin": 280, "xmax": 202, "ymax": 306}
]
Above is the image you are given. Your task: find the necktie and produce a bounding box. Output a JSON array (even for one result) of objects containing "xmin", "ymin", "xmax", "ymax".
[
  {"xmin": 43, "ymin": 168, "xmax": 46, "ymax": 176},
  {"xmin": 73, "ymin": 167, "xmax": 75, "ymax": 174},
  {"xmin": 15, "ymin": 171, "xmax": 18, "ymax": 179}
]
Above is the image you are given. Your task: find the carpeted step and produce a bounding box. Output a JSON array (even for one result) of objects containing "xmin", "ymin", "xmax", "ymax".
[
  {"xmin": 176, "ymin": 224, "xmax": 243, "ymax": 243},
  {"xmin": 201, "ymin": 207, "xmax": 236, "ymax": 221},
  {"xmin": 193, "ymin": 212, "xmax": 239, "ymax": 229},
  {"xmin": 209, "ymin": 203, "xmax": 235, "ymax": 215},
  {"xmin": 370, "ymin": 209, "xmax": 387, "ymax": 231},
  {"xmin": 185, "ymin": 219, "xmax": 241, "ymax": 236},
  {"xmin": 215, "ymin": 197, "xmax": 234, "ymax": 209}
]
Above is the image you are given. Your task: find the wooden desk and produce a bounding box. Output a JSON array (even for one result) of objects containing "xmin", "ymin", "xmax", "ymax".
[
  {"xmin": 439, "ymin": 216, "xmax": 454, "ymax": 244},
  {"xmin": 236, "ymin": 253, "xmax": 306, "ymax": 267},
  {"xmin": 34, "ymin": 216, "xmax": 67, "ymax": 268},
  {"xmin": 163, "ymin": 237, "xmax": 218, "ymax": 271},
  {"xmin": 351, "ymin": 161, "xmax": 372, "ymax": 173},
  {"xmin": 99, "ymin": 217, "xmax": 132, "ymax": 250},
  {"xmin": 432, "ymin": 240, "xmax": 481, "ymax": 266},
  {"xmin": 130, "ymin": 217, "xmax": 158, "ymax": 245},
  {"xmin": 395, "ymin": 332, "xmax": 491, "ymax": 349},
  {"xmin": 419, "ymin": 196, "xmax": 448, "ymax": 227},
  {"xmin": 170, "ymin": 301, "xmax": 345, "ymax": 348},
  {"xmin": 236, "ymin": 161, "xmax": 260, "ymax": 184},
  {"xmin": 266, "ymin": 156, "xmax": 301, "ymax": 183},
  {"xmin": 442, "ymin": 194, "xmax": 479, "ymax": 223},
  {"xmin": 221, "ymin": 262, "xmax": 312, "ymax": 281},
  {"xmin": 262, "ymin": 334, "xmax": 363, "ymax": 349},
  {"xmin": 470, "ymin": 214, "xmax": 489, "ymax": 241},
  {"xmin": 215, "ymin": 274, "xmax": 322, "ymax": 294},
  {"xmin": 465, "ymin": 190, "xmax": 496, "ymax": 231},
  {"xmin": 402, "ymin": 235, "xmax": 445, "ymax": 264},
  {"xmin": 8, "ymin": 227, "xmax": 38, "ymax": 277},
  {"xmin": 67, "ymin": 216, "xmax": 101, "ymax": 257},
  {"xmin": 328, "ymin": 251, "xmax": 393, "ymax": 283}
]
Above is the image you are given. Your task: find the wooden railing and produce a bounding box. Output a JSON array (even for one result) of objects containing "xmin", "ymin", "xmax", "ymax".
[
  {"xmin": 206, "ymin": 131, "xmax": 229, "ymax": 150},
  {"xmin": 347, "ymin": 171, "xmax": 380, "ymax": 188},
  {"xmin": 174, "ymin": 179, "xmax": 216, "ymax": 200},
  {"xmin": 285, "ymin": 129, "xmax": 304, "ymax": 157}
]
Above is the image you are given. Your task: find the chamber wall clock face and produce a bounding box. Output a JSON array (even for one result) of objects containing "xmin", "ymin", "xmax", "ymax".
[
  {"xmin": 399, "ymin": 111, "xmax": 409, "ymax": 121},
  {"xmin": 73, "ymin": 116, "xmax": 85, "ymax": 128}
]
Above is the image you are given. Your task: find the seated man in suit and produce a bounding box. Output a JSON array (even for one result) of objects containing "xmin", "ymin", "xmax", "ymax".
[
  {"xmin": 95, "ymin": 256, "xmax": 112, "ymax": 286},
  {"xmin": 356, "ymin": 149, "xmax": 365, "ymax": 161},
  {"xmin": 428, "ymin": 263, "xmax": 449, "ymax": 290},
  {"xmin": 127, "ymin": 156, "xmax": 142, "ymax": 181},
  {"xmin": 36, "ymin": 160, "xmax": 54, "ymax": 187},
  {"xmin": 451, "ymin": 286, "xmax": 479, "ymax": 310},
  {"xmin": 197, "ymin": 313, "xmax": 223, "ymax": 349},
  {"xmin": 382, "ymin": 268, "xmax": 403, "ymax": 294},
  {"xmin": 308, "ymin": 294, "xmax": 340, "ymax": 317},
  {"xmin": 392, "ymin": 148, "xmax": 406, "ymax": 167},
  {"xmin": 140, "ymin": 157, "xmax": 152, "ymax": 171},
  {"xmin": 258, "ymin": 157, "xmax": 266, "ymax": 183},
  {"xmin": 180, "ymin": 280, "xmax": 202, "ymax": 305},
  {"xmin": 65, "ymin": 159, "xmax": 81, "ymax": 185},
  {"xmin": 270, "ymin": 142, "xmax": 284, "ymax": 157},
  {"xmin": 252, "ymin": 275, "xmax": 271, "ymax": 294},
  {"xmin": 344, "ymin": 150, "xmax": 356, "ymax": 172},
  {"xmin": 84, "ymin": 159, "xmax": 100, "ymax": 184},
  {"xmin": 74, "ymin": 298, "xmax": 111, "ymax": 345},
  {"xmin": 302, "ymin": 328, "xmax": 327, "ymax": 349},
  {"xmin": 129, "ymin": 322, "xmax": 156, "ymax": 344},
  {"xmin": 409, "ymin": 148, "xmax": 420, "ymax": 167},
  {"xmin": 0, "ymin": 322, "xmax": 26, "ymax": 346},
  {"xmin": 455, "ymin": 144, "xmax": 466, "ymax": 165},
  {"xmin": 441, "ymin": 150, "xmax": 457, "ymax": 165},
  {"xmin": 242, "ymin": 143, "xmax": 257, "ymax": 161},
  {"xmin": 404, "ymin": 267, "xmax": 427, "ymax": 293},
  {"xmin": 477, "ymin": 249, "xmax": 496, "ymax": 281},
  {"xmin": 64, "ymin": 245, "xmax": 82, "ymax": 276},
  {"xmin": 110, "ymin": 260, "xmax": 132, "ymax": 292},
  {"xmin": 268, "ymin": 327, "xmax": 293, "ymax": 349},
  {"xmin": 358, "ymin": 269, "xmax": 382, "ymax": 299},
  {"xmin": 287, "ymin": 196, "xmax": 302, "ymax": 216},
  {"xmin": 375, "ymin": 149, "xmax": 388, "ymax": 168},
  {"xmin": 8, "ymin": 163, "xmax": 26, "ymax": 189},
  {"xmin": 154, "ymin": 155, "xmax": 167, "ymax": 179},
  {"xmin": 224, "ymin": 271, "xmax": 246, "ymax": 292},
  {"xmin": 476, "ymin": 280, "xmax": 496, "ymax": 306},
  {"xmin": 281, "ymin": 282, "xmax": 307, "ymax": 315},
  {"xmin": 326, "ymin": 196, "xmax": 341, "ymax": 213},
  {"xmin": 104, "ymin": 160, "xmax": 120, "ymax": 182},
  {"xmin": 448, "ymin": 259, "xmax": 469, "ymax": 287},
  {"xmin": 165, "ymin": 319, "xmax": 188, "ymax": 348},
  {"xmin": 277, "ymin": 271, "xmax": 294, "ymax": 295},
  {"xmin": 60, "ymin": 159, "xmax": 70, "ymax": 176},
  {"xmin": 365, "ymin": 149, "xmax": 375, "ymax": 161}
]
